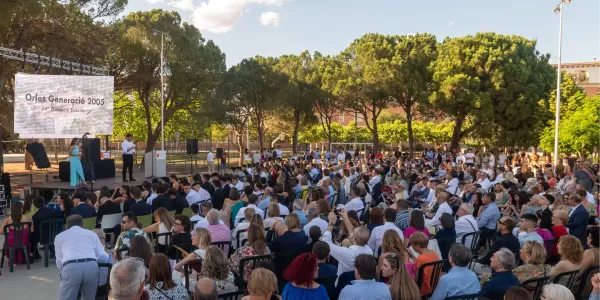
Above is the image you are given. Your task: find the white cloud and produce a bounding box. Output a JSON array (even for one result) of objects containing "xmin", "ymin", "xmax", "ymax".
[
  {"xmin": 191, "ymin": 0, "xmax": 289, "ymax": 33},
  {"xmin": 170, "ymin": 0, "xmax": 195, "ymax": 11},
  {"xmin": 448, "ymin": 21, "xmax": 454, "ymax": 27},
  {"xmin": 146, "ymin": 0, "xmax": 165, "ymax": 3},
  {"xmin": 259, "ymin": 11, "xmax": 280, "ymax": 27}
]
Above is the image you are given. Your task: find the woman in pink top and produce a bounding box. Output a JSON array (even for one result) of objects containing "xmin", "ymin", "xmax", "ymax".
[{"xmin": 403, "ymin": 210, "xmax": 430, "ymax": 247}]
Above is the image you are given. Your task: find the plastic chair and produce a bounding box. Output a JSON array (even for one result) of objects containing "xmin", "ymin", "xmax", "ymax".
[
  {"xmin": 83, "ymin": 217, "xmax": 96, "ymax": 230},
  {"xmin": 0, "ymin": 222, "xmax": 32, "ymax": 272},
  {"xmin": 168, "ymin": 210, "xmax": 176, "ymax": 217},
  {"xmin": 155, "ymin": 232, "xmax": 173, "ymax": 255},
  {"xmin": 444, "ymin": 293, "xmax": 480, "ymax": 300},
  {"xmin": 234, "ymin": 254, "xmax": 273, "ymax": 289},
  {"xmin": 416, "ymin": 259, "xmax": 445, "ymax": 298},
  {"xmin": 97, "ymin": 262, "xmax": 113, "ymax": 300},
  {"xmin": 552, "ymin": 269, "xmax": 580, "ymax": 289},
  {"xmin": 218, "ymin": 290, "xmax": 246, "ymax": 300},
  {"xmin": 100, "ymin": 213, "xmax": 123, "ymax": 246},
  {"xmin": 183, "ymin": 259, "xmax": 203, "ymax": 292},
  {"xmin": 522, "ymin": 276, "xmax": 550, "ymax": 300},
  {"xmin": 461, "ymin": 231, "xmax": 481, "ymax": 255},
  {"xmin": 236, "ymin": 230, "xmax": 246, "ymax": 249},
  {"xmin": 181, "ymin": 208, "xmax": 194, "ymax": 218},
  {"xmin": 137, "ymin": 214, "xmax": 153, "ymax": 229},
  {"xmin": 574, "ymin": 266, "xmax": 599, "ymax": 300},
  {"xmin": 39, "ymin": 218, "xmax": 64, "ymax": 267},
  {"xmin": 212, "ymin": 241, "xmax": 232, "ymax": 256}
]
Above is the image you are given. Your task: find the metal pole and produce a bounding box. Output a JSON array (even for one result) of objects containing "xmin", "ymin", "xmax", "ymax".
[
  {"xmin": 354, "ymin": 112, "xmax": 357, "ymax": 147},
  {"xmin": 553, "ymin": 2, "xmax": 563, "ymax": 166},
  {"xmin": 161, "ymin": 33, "xmax": 165, "ymax": 151}
]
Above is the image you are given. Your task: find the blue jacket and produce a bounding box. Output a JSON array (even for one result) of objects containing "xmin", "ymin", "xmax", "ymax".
[
  {"xmin": 70, "ymin": 203, "xmax": 97, "ymax": 219},
  {"xmin": 566, "ymin": 204, "xmax": 589, "ymax": 244},
  {"xmin": 129, "ymin": 200, "xmax": 152, "ymax": 216}
]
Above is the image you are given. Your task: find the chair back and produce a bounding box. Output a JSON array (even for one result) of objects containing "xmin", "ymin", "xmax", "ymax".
[
  {"xmin": 236, "ymin": 254, "xmax": 273, "ymax": 286},
  {"xmin": 273, "ymin": 250, "xmax": 307, "ymax": 282},
  {"xmin": 97, "ymin": 262, "xmax": 113, "ymax": 300},
  {"xmin": 415, "ymin": 259, "xmax": 445, "ymax": 297},
  {"xmin": 512, "ymin": 250, "xmax": 522, "ymax": 268},
  {"xmin": 3, "ymin": 222, "xmax": 32, "ymax": 248},
  {"xmin": 444, "ymin": 293, "xmax": 480, "ymax": 300},
  {"xmin": 240, "ymin": 239, "xmax": 248, "ymax": 247},
  {"xmin": 181, "ymin": 208, "xmax": 194, "ymax": 218},
  {"xmin": 212, "ymin": 241, "xmax": 232, "ymax": 256},
  {"xmin": 574, "ymin": 266, "xmax": 599, "ymax": 299},
  {"xmin": 315, "ymin": 275, "xmax": 337, "ymax": 300},
  {"xmin": 485, "ymin": 290, "xmax": 507, "ymax": 300},
  {"xmin": 523, "ymin": 276, "xmax": 550, "ymax": 300},
  {"xmin": 236, "ymin": 230, "xmax": 246, "ymax": 249},
  {"xmin": 100, "ymin": 213, "xmax": 123, "ymax": 230},
  {"xmin": 39, "ymin": 218, "xmax": 64, "ymax": 244},
  {"xmin": 137, "ymin": 214, "xmax": 153, "ymax": 229},
  {"xmin": 461, "ymin": 231, "xmax": 481, "ymax": 254},
  {"xmin": 218, "ymin": 290, "xmax": 246, "ymax": 300},
  {"xmin": 155, "ymin": 232, "xmax": 173, "ymax": 255},
  {"xmin": 190, "ymin": 220, "xmax": 199, "ymax": 228},
  {"xmin": 335, "ymin": 271, "xmax": 356, "ymax": 298},
  {"xmin": 83, "ymin": 217, "xmax": 96, "ymax": 230},
  {"xmin": 552, "ymin": 269, "xmax": 579, "ymax": 289},
  {"xmin": 168, "ymin": 210, "xmax": 176, "ymax": 217},
  {"xmin": 183, "ymin": 259, "xmax": 203, "ymax": 292}
]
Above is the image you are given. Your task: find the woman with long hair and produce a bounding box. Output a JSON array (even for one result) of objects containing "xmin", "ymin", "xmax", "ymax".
[
  {"xmin": 403, "ymin": 210, "xmax": 430, "ymax": 247},
  {"xmin": 142, "ymin": 207, "xmax": 176, "ymax": 253},
  {"xmin": 69, "ymin": 137, "xmax": 87, "ymax": 187},
  {"xmin": 144, "ymin": 254, "xmax": 187, "ymax": 299},
  {"xmin": 129, "ymin": 235, "xmax": 153, "ymax": 268},
  {"xmin": 382, "ymin": 253, "xmax": 421, "ymax": 300},
  {"xmin": 550, "ymin": 235, "xmax": 583, "ymax": 282},
  {"xmin": 201, "ymin": 246, "xmax": 237, "ymax": 294},
  {"xmin": 230, "ymin": 224, "xmax": 271, "ymax": 281},
  {"xmin": 174, "ymin": 227, "xmax": 211, "ymax": 273},
  {"xmin": 281, "ymin": 252, "xmax": 328, "ymax": 300},
  {"xmin": 55, "ymin": 193, "xmax": 74, "ymax": 220},
  {"xmin": 0, "ymin": 201, "xmax": 33, "ymax": 264},
  {"xmin": 221, "ymin": 187, "xmax": 241, "ymax": 227},
  {"xmin": 379, "ymin": 230, "xmax": 416, "ymax": 280},
  {"xmin": 22, "ymin": 195, "xmax": 38, "ymax": 217}
]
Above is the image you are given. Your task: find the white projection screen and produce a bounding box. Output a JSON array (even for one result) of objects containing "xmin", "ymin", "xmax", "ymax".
[{"xmin": 14, "ymin": 73, "xmax": 114, "ymax": 138}]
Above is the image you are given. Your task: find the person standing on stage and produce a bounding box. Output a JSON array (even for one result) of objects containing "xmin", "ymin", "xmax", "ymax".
[
  {"xmin": 122, "ymin": 134, "xmax": 136, "ymax": 182},
  {"xmin": 69, "ymin": 138, "xmax": 87, "ymax": 187},
  {"xmin": 81, "ymin": 133, "xmax": 96, "ymax": 184},
  {"xmin": 207, "ymin": 149, "xmax": 215, "ymax": 173}
]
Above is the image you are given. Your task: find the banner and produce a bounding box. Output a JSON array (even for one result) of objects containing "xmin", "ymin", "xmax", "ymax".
[{"xmin": 14, "ymin": 73, "xmax": 114, "ymax": 137}]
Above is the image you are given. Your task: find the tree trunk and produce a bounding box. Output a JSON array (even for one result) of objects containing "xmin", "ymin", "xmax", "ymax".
[
  {"xmin": 406, "ymin": 109, "xmax": 414, "ymax": 158},
  {"xmin": 326, "ymin": 124, "xmax": 332, "ymax": 151},
  {"xmin": 450, "ymin": 117, "xmax": 464, "ymax": 151},
  {"xmin": 372, "ymin": 114, "xmax": 379, "ymax": 153},
  {"xmin": 292, "ymin": 109, "xmax": 300, "ymax": 155},
  {"xmin": 236, "ymin": 133, "xmax": 245, "ymax": 166}
]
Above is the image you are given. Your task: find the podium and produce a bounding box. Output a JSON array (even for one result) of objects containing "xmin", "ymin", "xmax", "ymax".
[{"xmin": 144, "ymin": 150, "xmax": 167, "ymax": 178}]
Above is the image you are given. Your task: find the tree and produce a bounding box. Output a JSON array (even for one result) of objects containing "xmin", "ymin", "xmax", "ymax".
[
  {"xmin": 274, "ymin": 51, "xmax": 318, "ymax": 154},
  {"xmin": 430, "ymin": 33, "xmax": 555, "ymax": 150},
  {"xmin": 337, "ymin": 33, "xmax": 398, "ymax": 152},
  {"xmin": 109, "ymin": 9, "xmax": 225, "ymax": 153},
  {"xmin": 387, "ymin": 33, "xmax": 437, "ymax": 157},
  {"xmin": 311, "ymin": 54, "xmax": 343, "ymax": 149}
]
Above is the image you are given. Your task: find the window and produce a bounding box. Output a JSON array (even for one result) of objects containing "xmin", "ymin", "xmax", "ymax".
[{"xmin": 339, "ymin": 112, "xmax": 345, "ymax": 122}]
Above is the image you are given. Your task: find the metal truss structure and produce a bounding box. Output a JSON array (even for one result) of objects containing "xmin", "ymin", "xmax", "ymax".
[{"xmin": 0, "ymin": 46, "xmax": 109, "ymax": 75}]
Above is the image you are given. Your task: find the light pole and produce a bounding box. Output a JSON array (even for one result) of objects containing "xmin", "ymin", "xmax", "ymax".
[
  {"xmin": 152, "ymin": 29, "xmax": 170, "ymax": 151},
  {"xmin": 553, "ymin": 0, "xmax": 570, "ymax": 166}
]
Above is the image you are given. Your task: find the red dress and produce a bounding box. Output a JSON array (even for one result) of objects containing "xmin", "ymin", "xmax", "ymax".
[
  {"xmin": 5, "ymin": 227, "xmax": 30, "ymax": 264},
  {"xmin": 551, "ymin": 225, "xmax": 568, "ymax": 256}
]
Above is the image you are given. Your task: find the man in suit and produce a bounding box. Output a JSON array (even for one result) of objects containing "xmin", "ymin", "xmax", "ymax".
[
  {"xmin": 168, "ymin": 188, "xmax": 189, "ymax": 214},
  {"xmin": 201, "ymin": 174, "xmax": 214, "ymax": 195},
  {"xmin": 31, "ymin": 196, "xmax": 61, "ymax": 259},
  {"xmin": 566, "ymin": 194, "xmax": 589, "ymax": 245},
  {"xmin": 70, "ymin": 192, "xmax": 96, "ymax": 219},
  {"xmin": 96, "ymin": 193, "xmax": 121, "ymax": 225},
  {"xmin": 151, "ymin": 185, "xmax": 174, "ymax": 212},
  {"xmin": 129, "ymin": 187, "xmax": 152, "ymax": 216},
  {"xmin": 211, "ymin": 179, "xmax": 225, "ymax": 210}
]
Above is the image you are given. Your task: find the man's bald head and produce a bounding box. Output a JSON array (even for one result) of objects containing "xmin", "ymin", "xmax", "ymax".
[
  {"xmin": 274, "ymin": 221, "xmax": 288, "ymax": 236},
  {"xmin": 195, "ymin": 277, "xmax": 218, "ymax": 300},
  {"xmin": 353, "ymin": 226, "xmax": 371, "ymax": 246}
]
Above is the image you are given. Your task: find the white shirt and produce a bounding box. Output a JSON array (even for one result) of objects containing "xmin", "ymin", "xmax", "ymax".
[
  {"xmin": 321, "ymin": 231, "xmax": 373, "ymax": 276},
  {"xmin": 344, "ymin": 197, "xmax": 365, "ymax": 216},
  {"xmin": 478, "ymin": 178, "xmax": 492, "ymax": 191},
  {"xmin": 456, "ymin": 155, "xmax": 465, "ymax": 164},
  {"xmin": 275, "ymin": 149, "xmax": 283, "ymax": 158},
  {"xmin": 425, "ymin": 188, "xmax": 436, "ymax": 204},
  {"xmin": 185, "ymin": 189, "xmax": 203, "ymax": 206},
  {"xmin": 234, "ymin": 204, "xmax": 265, "ymax": 227},
  {"xmin": 121, "ymin": 140, "xmax": 135, "ymax": 154},
  {"xmin": 493, "ymin": 174, "xmax": 505, "ymax": 185},
  {"xmin": 585, "ymin": 191, "xmax": 596, "ymax": 205},
  {"xmin": 482, "ymin": 168, "xmax": 494, "ymax": 178},
  {"xmin": 367, "ymin": 222, "xmax": 404, "ymax": 252},
  {"xmin": 277, "ymin": 203, "xmax": 290, "ymax": 216},
  {"xmin": 193, "ymin": 218, "xmax": 225, "ymax": 229},
  {"xmin": 426, "ymin": 202, "xmax": 453, "ymax": 228},
  {"xmin": 304, "ymin": 217, "xmax": 329, "ymax": 242},
  {"xmin": 146, "ymin": 193, "xmax": 158, "ymax": 205},
  {"xmin": 232, "ymin": 181, "xmax": 244, "ymax": 192},
  {"xmin": 195, "ymin": 187, "xmax": 211, "ymax": 202},
  {"xmin": 206, "ymin": 152, "xmax": 214, "ymax": 162},
  {"xmin": 445, "ymin": 178, "xmax": 459, "ymax": 195},
  {"xmin": 54, "ymin": 226, "xmax": 109, "ymax": 269},
  {"xmin": 465, "ymin": 153, "xmax": 474, "ymax": 163},
  {"xmin": 455, "ymin": 215, "xmax": 479, "ymax": 247},
  {"xmin": 369, "ymin": 175, "xmax": 381, "ymax": 190},
  {"xmin": 499, "ymin": 154, "xmax": 506, "ymax": 166},
  {"xmin": 489, "ymin": 154, "xmax": 495, "ymax": 167},
  {"xmin": 337, "ymin": 153, "xmax": 345, "ymax": 161}
]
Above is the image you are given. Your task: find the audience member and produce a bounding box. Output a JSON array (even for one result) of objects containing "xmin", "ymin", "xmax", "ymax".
[
  {"xmin": 168, "ymin": 188, "xmax": 189, "ymax": 214},
  {"xmin": 230, "ymin": 224, "xmax": 271, "ymax": 281},
  {"xmin": 96, "ymin": 186, "xmax": 122, "ymax": 224},
  {"xmin": 517, "ymin": 213, "xmax": 544, "ymax": 246},
  {"xmin": 368, "ymin": 208, "xmax": 404, "ymax": 252},
  {"xmin": 550, "ymin": 235, "xmax": 583, "ymax": 281},
  {"xmin": 322, "ymin": 212, "xmax": 373, "ymax": 277},
  {"xmin": 241, "ymin": 268, "xmax": 280, "ymax": 300},
  {"xmin": 475, "ymin": 217, "xmax": 519, "ymax": 273},
  {"xmin": 264, "ymin": 202, "xmax": 285, "ymax": 228},
  {"xmin": 410, "ymin": 232, "xmax": 441, "ymax": 296},
  {"xmin": 551, "ymin": 210, "xmax": 569, "ymax": 257},
  {"xmin": 129, "ymin": 234, "xmax": 153, "ymax": 268},
  {"xmin": 477, "ymin": 192, "xmax": 500, "ymax": 237},
  {"xmin": 114, "ymin": 213, "xmax": 150, "ymax": 259},
  {"xmin": 205, "ymin": 209, "xmax": 231, "ymax": 244},
  {"xmin": 170, "ymin": 215, "xmax": 193, "ymax": 258},
  {"xmin": 504, "ymin": 286, "xmax": 533, "ymax": 300},
  {"xmin": 281, "ymin": 252, "xmax": 329, "ymax": 300},
  {"xmin": 129, "ymin": 187, "xmax": 152, "ymax": 216},
  {"xmin": 454, "ymin": 203, "xmax": 479, "ymax": 247},
  {"xmin": 151, "ymin": 186, "xmax": 174, "ymax": 212},
  {"xmin": 195, "ymin": 278, "xmax": 218, "ymax": 300},
  {"xmin": 70, "ymin": 193, "xmax": 96, "ymax": 218},
  {"xmin": 30, "ymin": 195, "xmax": 61, "ymax": 259},
  {"xmin": 382, "ymin": 253, "xmax": 421, "ymax": 300},
  {"xmin": 403, "ymin": 210, "xmax": 430, "ymax": 246},
  {"xmin": 566, "ymin": 194, "xmax": 590, "ymax": 245},
  {"xmin": 267, "ymin": 214, "xmax": 308, "ymax": 253},
  {"xmin": 378, "ymin": 230, "xmax": 415, "ymax": 280},
  {"xmin": 232, "ymin": 208, "xmax": 255, "ymax": 249},
  {"xmin": 235, "ymin": 194, "xmax": 264, "ymax": 227},
  {"xmin": 313, "ymin": 241, "xmax": 337, "ymax": 278},
  {"xmin": 541, "ymin": 283, "xmax": 576, "ymax": 300},
  {"xmin": 394, "ymin": 199, "xmax": 411, "ymax": 230},
  {"xmin": 304, "ymin": 208, "xmax": 328, "ymax": 242},
  {"xmin": 430, "ymin": 244, "xmax": 480, "ymax": 300},
  {"xmin": 201, "ymin": 246, "xmax": 237, "ymax": 294},
  {"xmin": 142, "ymin": 207, "xmax": 175, "ymax": 254},
  {"xmin": 513, "ymin": 241, "xmax": 551, "ymax": 286},
  {"xmin": 339, "ymin": 254, "xmax": 392, "ymax": 300},
  {"xmin": 109, "ymin": 257, "xmax": 147, "ymax": 300},
  {"xmin": 292, "ymin": 198, "xmax": 308, "ymax": 228},
  {"xmin": 144, "ymin": 253, "xmax": 187, "ymax": 299},
  {"xmin": 480, "ymin": 248, "xmax": 520, "ymax": 298}
]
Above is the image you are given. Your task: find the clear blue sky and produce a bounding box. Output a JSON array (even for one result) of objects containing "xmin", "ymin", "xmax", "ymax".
[{"xmin": 123, "ymin": 0, "xmax": 600, "ymax": 67}]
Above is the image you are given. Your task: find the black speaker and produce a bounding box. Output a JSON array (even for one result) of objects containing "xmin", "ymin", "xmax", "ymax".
[
  {"xmin": 82, "ymin": 138, "xmax": 101, "ymax": 162},
  {"xmin": 216, "ymin": 148, "xmax": 224, "ymax": 159},
  {"xmin": 25, "ymin": 142, "xmax": 51, "ymax": 169},
  {"xmin": 186, "ymin": 139, "xmax": 198, "ymax": 155},
  {"xmin": 1, "ymin": 172, "xmax": 11, "ymax": 200}
]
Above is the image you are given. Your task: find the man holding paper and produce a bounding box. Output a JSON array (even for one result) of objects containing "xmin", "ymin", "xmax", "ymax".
[{"xmin": 121, "ymin": 133, "xmax": 136, "ymax": 182}]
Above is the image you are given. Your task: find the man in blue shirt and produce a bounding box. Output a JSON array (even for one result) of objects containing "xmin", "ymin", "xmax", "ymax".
[
  {"xmin": 431, "ymin": 244, "xmax": 480, "ymax": 300},
  {"xmin": 292, "ymin": 199, "xmax": 308, "ymax": 229},
  {"xmin": 339, "ymin": 254, "xmax": 391, "ymax": 300},
  {"xmin": 480, "ymin": 248, "xmax": 521, "ymax": 298},
  {"xmin": 477, "ymin": 192, "xmax": 500, "ymax": 243}
]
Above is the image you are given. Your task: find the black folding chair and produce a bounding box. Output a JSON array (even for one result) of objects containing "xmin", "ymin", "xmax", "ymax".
[
  {"xmin": 574, "ymin": 266, "xmax": 599, "ymax": 300},
  {"xmin": 552, "ymin": 269, "xmax": 580, "ymax": 289},
  {"xmin": 233, "ymin": 254, "xmax": 273, "ymax": 289},
  {"xmin": 97, "ymin": 262, "xmax": 113, "ymax": 300},
  {"xmin": 443, "ymin": 293, "xmax": 480, "ymax": 300},
  {"xmin": 212, "ymin": 241, "xmax": 232, "ymax": 256},
  {"xmin": 183, "ymin": 259, "xmax": 203, "ymax": 293},
  {"xmin": 416, "ymin": 259, "xmax": 445, "ymax": 299},
  {"xmin": 461, "ymin": 231, "xmax": 481, "ymax": 255},
  {"xmin": 0, "ymin": 222, "xmax": 32, "ymax": 272},
  {"xmin": 236, "ymin": 230, "xmax": 246, "ymax": 249},
  {"xmin": 39, "ymin": 218, "xmax": 64, "ymax": 267},
  {"xmin": 522, "ymin": 276, "xmax": 550, "ymax": 300},
  {"xmin": 218, "ymin": 290, "xmax": 246, "ymax": 300},
  {"xmin": 273, "ymin": 250, "xmax": 308, "ymax": 291},
  {"xmin": 154, "ymin": 232, "xmax": 173, "ymax": 255}
]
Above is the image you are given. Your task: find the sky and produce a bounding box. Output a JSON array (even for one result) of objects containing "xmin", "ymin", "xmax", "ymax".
[{"xmin": 122, "ymin": 0, "xmax": 600, "ymax": 67}]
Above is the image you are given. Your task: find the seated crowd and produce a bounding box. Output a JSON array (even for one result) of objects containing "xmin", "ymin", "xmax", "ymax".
[{"xmin": 2, "ymin": 147, "xmax": 600, "ymax": 300}]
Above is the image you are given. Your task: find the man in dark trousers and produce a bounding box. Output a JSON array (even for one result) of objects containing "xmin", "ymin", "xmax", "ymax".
[
  {"xmin": 168, "ymin": 188, "xmax": 189, "ymax": 214},
  {"xmin": 70, "ymin": 193, "xmax": 96, "ymax": 219},
  {"xmin": 566, "ymin": 194, "xmax": 590, "ymax": 245},
  {"xmin": 121, "ymin": 133, "xmax": 136, "ymax": 182},
  {"xmin": 31, "ymin": 196, "xmax": 61, "ymax": 259},
  {"xmin": 129, "ymin": 187, "xmax": 152, "ymax": 216},
  {"xmin": 211, "ymin": 179, "xmax": 225, "ymax": 210},
  {"xmin": 151, "ymin": 185, "xmax": 174, "ymax": 212}
]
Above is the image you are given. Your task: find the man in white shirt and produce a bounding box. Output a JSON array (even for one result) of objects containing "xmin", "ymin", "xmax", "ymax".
[
  {"xmin": 121, "ymin": 133, "xmax": 136, "ymax": 182},
  {"xmin": 481, "ymin": 164, "xmax": 494, "ymax": 179},
  {"xmin": 252, "ymin": 152, "xmax": 261, "ymax": 163},
  {"xmin": 183, "ymin": 182, "xmax": 202, "ymax": 206},
  {"xmin": 192, "ymin": 182, "xmax": 211, "ymax": 202},
  {"xmin": 231, "ymin": 175, "xmax": 244, "ymax": 192},
  {"xmin": 55, "ymin": 214, "xmax": 110, "ymax": 299},
  {"xmin": 275, "ymin": 146, "xmax": 283, "ymax": 160},
  {"xmin": 455, "ymin": 203, "xmax": 479, "ymax": 248},
  {"xmin": 498, "ymin": 151, "xmax": 506, "ymax": 168},
  {"xmin": 337, "ymin": 151, "xmax": 346, "ymax": 162},
  {"xmin": 304, "ymin": 208, "xmax": 328, "ymax": 243},
  {"xmin": 464, "ymin": 149, "xmax": 475, "ymax": 166},
  {"xmin": 477, "ymin": 172, "xmax": 492, "ymax": 191},
  {"xmin": 576, "ymin": 184, "xmax": 596, "ymax": 205},
  {"xmin": 322, "ymin": 212, "xmax": 373, "ymax": 277},
  {"xmin": 425, "ymin": 191, "xmax": 453, "ymax": 228},
  {"xmin": 234, "ymin": 194, "xmax": 265, "ymax": 227},
  {"xmin": 368, "ymin": 169, "xmax": 381, "ymax": 191},
  {"xmin": 492, "ymin": 167, "xmax": 505, "ymax": 185},
  {"xmin": 206, "ymin": 150, "xmax": 215, "ymax": 173},
  {"xmin": 368, "ymin": 208, "xmax": 404, "ymax": 252},
  {"xmin": 445, "ymin": 171, "xmax": 460, "ymax": 196},
  {"xmin": 344, "ymin": 186, "xmax": 365, "ymax": 218}
]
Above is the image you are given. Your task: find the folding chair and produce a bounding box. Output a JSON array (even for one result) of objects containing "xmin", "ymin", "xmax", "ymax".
[
  {"xmin": 233, "ymin": 254, "xmax": 273, "ymax": 289},
  {"xmin": 39, "ymin": 218, "xmax": 64, "ymax": 267},
  {"xmin": 522, "ymin": 276, "xmax": 550, "ymax": 300},
  {"xmin": 100, "ymin": 213, "xmax": 123, "ymax": 247},
  {"xmin": 552, "ymin": 269, "xmax": 580, "ymax": 289},
  {"xmin": 574, "ymin": 266, "xmax": 599, "ymax": 300},
  {"xmin": 415, "ymin": 259, "xmax": 445, "ymax": 299},
  {"xmin": 212, "ymin": 241, "xmax": 232, "ymax": 256},
  {"xmin": 0, "ymin": 222, "xmax": 32, "ymax": 272}
]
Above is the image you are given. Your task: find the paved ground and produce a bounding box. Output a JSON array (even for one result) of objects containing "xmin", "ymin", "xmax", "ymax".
[{"xmin": 0, "ymin": 233, "xmax": 61, "ymax": 298}]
